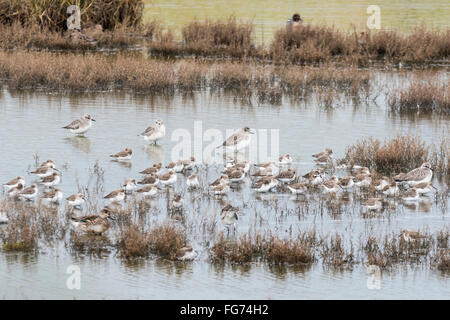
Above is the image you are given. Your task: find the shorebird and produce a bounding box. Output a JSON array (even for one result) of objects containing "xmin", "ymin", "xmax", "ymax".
[
  {"xmin": 382, "ymin": 182, "xmax": 399, "ymax": 197},
  {"xmin": 209, "ymin": 175, "xmax": 229, "ymax": 188},
  {"xmin": 228, "ymin": 169, "xmax": 245, "ymax": 183},
  {"xmin": 171, "ymin": 194, "xmax": 184, "ymax": 211},
  {"xmin": 374, "ymin": 176, "xmax": 390, "ymax": 191},
  {"xmin": 30, "ymin": 166, "xmax": 58, "ymax": 178},
  {"xmin": 104, "ymin": 189, "xmax": 125, "ymax": 203},
  {"xmin": 41, "ymin": 173, "xmax": 61, "ymax": 188},
  {"xmin": 0, "ymin": 211, "xmax": 8, "ymax": 224},
  {"xmin": 354, "ymin": 174, "xmax": 371, "ymax": 188},
  {"xmin": 66, "ymin": 193, "xmax": 85, "ymax": 208},
  {"xmin": 123, "ymin": 178, "xmax": 137, "ymax": 193},
  {"xmin": 176, "ymin": 246, "xmax": 198, "ymax": 261},
  {"xmin": 218, "ymin": 126, "xmax": 254, "ymax": 153},
  {"xmin": 338, "ymin": 176, "xmax": 355, "ymax": 190},
  {"xmin": 70, "ymin": 208, "xmax": 114, "ymax": 234},
  {"xmin": 364, "ymin": 198, "xmax": 383, "ymax": 211},
  {"xmin": 39, "ymin": 160, "xmax": 56, "ymax": 169},
  {"xmin": 401, "ymin": 188, "xmax": 419, "ymax": 201},
  {"xmin": 401, "ymin": 230, "xmax": 426, "ymax": 242},
  {"xmin": 352, "ymin": 166, "xmax": 370, "ymax": 175},
  {"xmin": 220, "ymin": 204, "xmax": 239, "ymax": 234},
  {"xmin": 303, "ymin": 169, "xmax": 324, "ymax": 185},
  {"xmin": 225, "ymin": 160, "xmax": 250, "ymax": 174},
  {"xmin": 136, "ymin": 184, "xmax": 158, "ymax": 197},
  {"xmin": 139, "ymin": 163, "xmax": 163, "ymax": 175},
  {"xmin": 186, "ymin": 174, "xmax": 200, "ymax": 188},
  {"xmin": 182, "ymin": 157, "xmax": 196, "ymax": 171},
  {"xmin": 41, "ymin": 188, "xmax": 63, "ymax": 204},
  {"xmin": 287, "ymin": 182, "xmax": 308, "ymax": 195},
  {"xmin": 110, "ymin": 148, "xmax": 132, "ymax": 161},
  {"xmin": 137, "ymin": 174, "xmax": 159, "ymax": 186},
  {"xmin": 276, "ymin": 168, "xmax": 296, "ymax": 183},
  {"xmin": 212, "ymin": 181, "xmax": 230, "ymax": 195},
  {"xmin": 394, "ymin": 162, "xmax": 433, "ymax": 186},
  {"xmin": 19, "ymin": 184, "xmax": 38, "ymax": 201},
  {"xmin": 414, "ymin": 182, "xmax": 436, "ymax": 195},
  {"xmin": 159, "ymin": 171, "xmax": 177, "ymax": 186},
  {"xmin": 252, "ymin": 166, "xmax": 276, "ymax": 177},
  {"xmin": 7, "ymin": 183, "xmax": 24, "ymax": 198},
  {"xmin": 252, "ymin": 179, "xmax": 273, "ymax": 193},
  {"xmin": 279, "ymin": 154, "xmax": 292, "ymax": 165},
  {"xmin": 139, "ymin": 119, "xmax": 166, "ymax": 144},
  {"xmin": 313, "ymin": 148, "xmax": 333, "ymax": 159},
  {"xmin": 3, "ymin": 176, "xmax": 25, "ymax": 191},
  {"xmin": 322, "ymin": 176, "xmax": 341, "ymax": 193},
  {"xmin": 166, "ymin": 160, "xmax": 184, "ymax": 173},
  {"xmin": 62, "ymin": 114, "xmax": 96, "ymax": 135}
]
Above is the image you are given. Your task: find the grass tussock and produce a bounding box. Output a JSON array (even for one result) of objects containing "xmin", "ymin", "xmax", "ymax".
[
  {"xmin": 210, "ymin": 231, "xmax": 316, "ymax": 265},
  {"xmin": 389, "ymin": 79, "xmax": 450, "ymax": 114},
  {"xmin": 117, "ymin": 222, "xmax": 149, "ymax": 259},
  {"xmin": 0, "ymin": 0, "xmax": 143, "ymax": 31},
  {"xmin": 0, "ymin": 210, "xmax": 38, "ymax": 252},
  {"xmin": 320, "ymin": 233, "xmax": 354, "ymax": 269},
  {"xmin": 147, "ymin": 223, "xmax": 186, "ymax": 260},
  {"xmin": 343, "ymin": 135, "xmax": 434, "ymax": 175}
]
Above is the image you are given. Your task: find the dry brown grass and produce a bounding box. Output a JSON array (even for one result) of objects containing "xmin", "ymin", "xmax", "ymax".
[
  {"xmin": 343, "ymin": 135, "xmax": 434, "ymax": 175},
  {"xmin": 117, "ymin": 222, "xmax": 149, "ymax": 259},
  {"xmin": 210, "ymin": 231, "xmax": 316, "ymax": 265},
  {"xmin": 389, "ymin": 79, "xmax": 449, "ymax": 114},
  {"xmin": 0, "ymin": 0, "xmax": 143, "ymax": 31},
  {"xmin": 147, "ymin": 223, "xmax": 186, "ymax": 260},
  {"xmin": 320, "ymin": 233, "xmax": 354, "ymax": 268},
  {"xmin": 0, "ymin": 207, "xmax": 38, "ymax": 252}
]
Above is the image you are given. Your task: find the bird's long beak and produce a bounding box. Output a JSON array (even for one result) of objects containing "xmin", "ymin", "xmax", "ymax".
[
  {"xmin": 91, "ymin": 118, "xmax": 96, "ymax": 122},
  {"xmin": 54, "ymin": 168, "xmax": 61, "ymax": 173},
  {"xmin": 431, "ymin": 184, "xmax": 437, "ymax": 190},
  {"xmin": 249, "ymin": 130, "xmax": 255, "ymax": 134}
]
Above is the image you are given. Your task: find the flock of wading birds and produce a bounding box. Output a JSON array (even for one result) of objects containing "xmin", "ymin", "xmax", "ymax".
[{"xmin": 0, "ymin": 114, "xmax": 437, "ymax": 249}]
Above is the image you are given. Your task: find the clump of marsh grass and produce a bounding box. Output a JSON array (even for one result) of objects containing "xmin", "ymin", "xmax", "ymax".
[
  {"xmin": 147, "ymin": 223, "xmax": 187, "ymax": 260},
  {"xmin": 116, "ymin": 222, "xmax": 149, "ymax": 259},
  {"xmin": 320, "ymin": 233, "xmax": 354, "ymax": 269},
  {"xmin": 342, "ymin": 135, "xmax": 432, "ymax": 175},
  {"xmin": 0, "ymin": 207, "xmax": 38, "ymax": 252},
  {"xmin": 389, "ymin": 79, "xmax": 449, "ymax": 114}
]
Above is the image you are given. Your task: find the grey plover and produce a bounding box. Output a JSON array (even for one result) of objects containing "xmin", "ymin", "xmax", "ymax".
[
  {"xmin": 62, "ymin": 114, "xmax": 96, "ymax": 135},
  {"xmin": 139, "ymin": 119, "xmax": 166, "ymax": 144}
]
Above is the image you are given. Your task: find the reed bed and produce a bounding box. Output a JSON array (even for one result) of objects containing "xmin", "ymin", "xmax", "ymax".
[
  {"xmin": 0, "ymin": 0, "xmax": 143, "ymax": 30},
  {"xmin": 342, "ymin": 135, "xmax": 449, "ymax": 177},
  {"xmin": 0, "ymin": 16, "xmax": 449, "ymax": 65},
  {"xmin": 0, "ymin": 50, "xmax": 371, "ymax": 104},
  {"xmin": 388, "ymin": 79, "xmax": 450, "ymax": 114}
]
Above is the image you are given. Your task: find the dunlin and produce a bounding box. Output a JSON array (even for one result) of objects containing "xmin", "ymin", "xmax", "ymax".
[
  {"xmin": 312, "ymin": 148, "xmax": 333, "ymax": 159},
  {"xmin": 176, "ymin": 246, "xmax": 198, "ymax": 261},
  {"xmin": 209, "ymin": 174, "xmax": 229, "ymax": 187},
  {"xmin": 62, "ymin": 114, "xmax": 96, "ymax": 135},
  {"xmin": 182, "ymin": 157, "xmax": 196, "ymax": 171},
  {"xmin": 123, "ymin": 178, "xmax": 137, "ymax": 193},
  {"xmin": 40, "ymin": 173, "xmax": 61, "ymax": 188},
  {"xmin": 137, "ymin": 174, "xmax": 159, "ymax": 185},
  {"xmin": 252, "ymin": 166, "xmax": 276, "ymax": 177},
  {"xmin": 374, "ymin": 176, "xmax": 390, "ymax": 191},
  {"xmin": 66, "ymin": 193, "xmax": 85, "ymax": 208},
  {"xmin": 364, "ymin": 198, "xmax": 383, "ymax": 211},
  {"xmin": 414, "ymin": 182, "xmax": 435, "ymax": 195},
  {"xmin": 394, "ymin": 162, "xmax": 433, "ymax": 186},
  {"xmin": 278, "ymin": 154, "xmax": 292, "ymax": 165},
  {"xmin": 139, "ymin": 119, "xmax": 166, "ymax": 144},
  {"xmin": 212, "ymin": 181, "xmax": 230, "ymax": 195},
  {"xmin": 287, "ymin": 182, "xmax": 308, "ymax": 195},
  {"xmin": 41, "ymin": 188, "xmax": 63, "ymax": 204},
  {"xmin": 338, "ymin": 176, "xmax": 355, "ymax": 190},
  {"xmin": 220, "ymin": 204, "xmax": 239, "ymax": 233},
  {"xmin": 187, "ymin": 174, "xmax": 200, "ymax": 188},
  {"xmin": 303, "ymin": 169, "xmax": 324, "ymax": 185},
  {"xmin": 322, "ymin": 176, "xmax": 341, "ymax": 193},
  {"xmin": 218, "ymin": 127, "xmax": 254, "ymax": 152},
  {"xmin": 104, "ymin": 189, "xmax": 125, "ymax": 203},
  {"xmin": 354, "ymin": 174, "xmax": 371, "ymax": 188},
  {"xmin": 70, "ymin": 208, "xmax": 114, "ymax": 234},
  {"xmin": 166, "ymin": 160, "xmax": 184, "ymax": 173},
  {"xmin": 228, "ymin": 169, "xmax": 245, "ymax": 183},
  {"xmin": 382, "ymin": 182, "xmax": 399, "ymax": 197},
  {"xmin": 252, "ymin": 179, "xmax": 273, "ymax": 193},
  {"xmin": 401, "ymin": 188, "xmax": 419, "ymax": 201},
  {"xmin": 3, "ymin": 176, "xmax": 25, "ymax": 191},
  {"xmin": 171, "ymin": 194, "xmax": 184, "ymax": 210},
  {"xmin": 276, "ymin": 168, "xmax": 296, "ymax": 183},
  {"xmin": 39, "ymin": 160, "xmax": 56, "ymax": 169},
  {"xmin": 19, "ymin": 184, "xmax": 38, "ymax": 201},
  {"xmin": 159, "ymin": 171, "xmax": 177, "ymax": 186},
  {"xmin": 136, "ymin": 184, "xmax": 158, "ymax": 197},
  {"xmin": 30, "ymin": 166, "xmax": 58, "ymax": 178},
  {"xmin": 352, "ymin": 166, "xmax": 370, "ymax": 175},
  {"xmin": 139, "ymin": 163, "xmax": 163, "ymax": 175},
  {"xmin": 110, "ymin": 148, "xmax": 132, "ymax": 161},
  {"xmin": 7, "ymin": 183, "xmax": 24, "ymax": 198}
]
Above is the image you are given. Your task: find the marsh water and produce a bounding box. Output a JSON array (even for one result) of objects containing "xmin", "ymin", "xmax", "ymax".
[
  {"xmin": 144, "ymin": 0, "xmax": 450, "ymax": 42},
  {"xmin": 0, "ymin": 69, "xmax": 449, "ymax": 299}
]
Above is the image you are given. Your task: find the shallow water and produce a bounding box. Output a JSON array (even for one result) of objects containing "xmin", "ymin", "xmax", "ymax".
[
  {"xmin": 144, "ymin": 0, "xmax": 450, "ymax": 43},
  {"xmin": 0, "ymin": 70, "xmax": 449, "ymax": 299}
]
